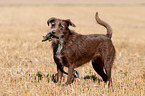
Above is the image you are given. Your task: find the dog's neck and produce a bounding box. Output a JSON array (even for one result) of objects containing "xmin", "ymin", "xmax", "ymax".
[
  {"xmin": 56, "ymin": 30, "xmax": 72, "ymax": 43},
  {"xmin": 52, "ymin": 29, "xmax": 77, "ymax": 49},
  {"xmin": 63, "ymin": 30, "xmax": 76, "ymax": 40}
]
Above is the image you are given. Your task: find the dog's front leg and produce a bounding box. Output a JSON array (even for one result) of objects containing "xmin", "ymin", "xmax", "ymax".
[
  {"xmin": 57, "ymin": 67, "xmax": 63, "ymax": 84},
  {"xmin": 54, "ymin": 56, "xmax": 64, "ymax": 84},
  {"xmin": 65, "ymin": 65, "xmax": 74, "ymax": 85}
]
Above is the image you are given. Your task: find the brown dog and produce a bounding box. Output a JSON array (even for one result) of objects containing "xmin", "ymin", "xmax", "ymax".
[{"xmin": 42, "ymin": 12, "xmax": 115, "ymax": 86}]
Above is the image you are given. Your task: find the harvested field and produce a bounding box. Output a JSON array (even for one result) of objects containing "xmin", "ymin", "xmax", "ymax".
[{"xmin": 0, "ymin": 3, "xmax": 144, "ymax": 96}]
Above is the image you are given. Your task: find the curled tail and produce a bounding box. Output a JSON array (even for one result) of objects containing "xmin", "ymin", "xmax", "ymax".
[{"xmin": 95, "ymin": 12, "xmax": 112, "ymax": 38}]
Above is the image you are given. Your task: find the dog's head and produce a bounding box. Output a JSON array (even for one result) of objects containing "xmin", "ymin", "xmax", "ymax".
[{"xmin": 42, "ymin": 17, "xmax": 76, "ymax": 42}]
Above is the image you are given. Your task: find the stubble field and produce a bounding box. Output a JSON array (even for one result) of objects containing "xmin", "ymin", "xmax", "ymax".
[{"xmin": 0, "ymin": 5, "xmax": 145, "ymax": 96}]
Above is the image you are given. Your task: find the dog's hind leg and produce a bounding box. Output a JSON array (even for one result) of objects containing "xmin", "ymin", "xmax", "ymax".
[
  {"xmin": 105, "ymin": 66, "xmax": 112, "ymax": 87},
  {"xmin": 92, "ymin": 56, "xmax": 108, "ymax": 82},
  {"xmin": 104, "ymin": 56, "xmax": 114, "ymax": 87}
]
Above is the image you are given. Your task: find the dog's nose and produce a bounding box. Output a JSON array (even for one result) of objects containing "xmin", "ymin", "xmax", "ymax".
[{"xmin": 52, "ymin": 31, "xmax": 55, "ymax": 34}]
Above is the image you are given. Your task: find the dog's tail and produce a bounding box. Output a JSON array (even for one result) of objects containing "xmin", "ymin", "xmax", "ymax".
[{"xmin": 95, "ymin": 12, "xmax": 112, "ymax": 38}]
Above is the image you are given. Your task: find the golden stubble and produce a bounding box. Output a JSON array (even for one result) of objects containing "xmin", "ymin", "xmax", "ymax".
[{"xmin": 0, "ymin": 5, "xmax": 144, "ymax": 96}]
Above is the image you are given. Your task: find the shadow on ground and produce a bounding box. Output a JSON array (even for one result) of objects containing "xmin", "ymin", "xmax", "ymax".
[{"xmin": 35, "ymin": 71, "xmax": 103, "ymax": 84}]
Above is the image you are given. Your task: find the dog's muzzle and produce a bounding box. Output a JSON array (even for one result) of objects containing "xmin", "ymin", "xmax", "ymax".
[{"xmin": 42, "ymin": 32, "xmax": 52, "ymax": 42}]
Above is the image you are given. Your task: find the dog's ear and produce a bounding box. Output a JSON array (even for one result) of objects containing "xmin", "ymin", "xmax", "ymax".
[
  {"xmin": 47, "ymin": 17, "xmax": 56, "ymax": 26},
  {"xmin": 64, "ymin": 19, "xmax": 76, "ymax": 27}
]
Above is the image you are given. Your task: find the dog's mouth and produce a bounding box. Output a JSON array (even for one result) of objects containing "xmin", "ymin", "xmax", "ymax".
[
  {"xmin": 42, "ymin": 32, "xmax": 59, "ymax": 42},
  {"xmin": 42, "ymin": 32, "xmax": 52, "ymax": 42}
]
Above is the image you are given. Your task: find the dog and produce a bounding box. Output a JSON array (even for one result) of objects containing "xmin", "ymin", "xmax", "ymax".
[{"xmin": 42, "ymin": 12, "xmax": 116, "ymax": 86}]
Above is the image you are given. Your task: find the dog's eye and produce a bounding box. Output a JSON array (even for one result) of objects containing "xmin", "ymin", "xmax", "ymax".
[{"xmin": 51, "ymin": 24, "xmax": 55, "ymax": 27}]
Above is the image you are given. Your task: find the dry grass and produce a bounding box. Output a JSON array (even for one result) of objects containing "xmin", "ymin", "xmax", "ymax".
[{"xmin": 0, "ymin": 5, "xmax": 145, "ymax": 96}]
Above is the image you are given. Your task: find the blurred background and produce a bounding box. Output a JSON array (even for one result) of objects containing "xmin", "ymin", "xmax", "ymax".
[{"xmin": 0, "ymin": 0, "xmax": 145, "ymax": 5}]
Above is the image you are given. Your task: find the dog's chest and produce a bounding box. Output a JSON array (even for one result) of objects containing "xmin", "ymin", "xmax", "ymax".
[{"xmin": 56, "ymin": 40, "xmax": 64, "ymax": 59}]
